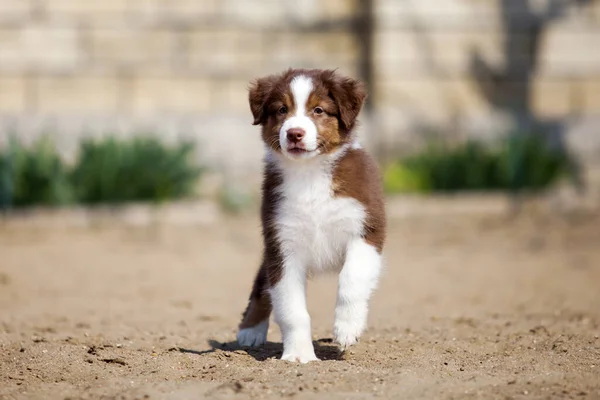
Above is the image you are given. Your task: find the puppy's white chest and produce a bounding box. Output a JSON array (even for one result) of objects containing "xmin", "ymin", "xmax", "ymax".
[{"xmin": 274, "ymin": 169, "xmax": 365, "ymax": 271}]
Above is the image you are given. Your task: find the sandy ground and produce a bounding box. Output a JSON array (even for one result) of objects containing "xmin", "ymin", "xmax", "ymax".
[{"xmin": 1, "ymin": 205, "xmax": 599, "ymax": 400}]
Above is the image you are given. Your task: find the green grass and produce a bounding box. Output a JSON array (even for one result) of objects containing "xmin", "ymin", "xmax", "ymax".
[
  {"xmin": 71, "ymin": 136, "xmax": 202, "ymax": 205},
  {"xmin": 384, "ymin": 134, "xmax": 575, "ymax": 194},
  {"xmin": 0, "ymin": 136, "xmax": 73, "ymax": 208},
  {"xmin": 0, "ymin": 135, "xmax": 203, "ymax": 210},
  {"xmin": 0, "ymin": 132, "xmax": 579, "ymax": 209}
]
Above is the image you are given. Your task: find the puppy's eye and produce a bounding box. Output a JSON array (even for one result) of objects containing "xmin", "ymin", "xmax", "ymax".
[
  {"xmin": 278, "ymin": 106, "xmax": 288, "ymax": 115},
  {"xmin": 314, "ymin": 107, "xmax": 324, "ymax": 115}
]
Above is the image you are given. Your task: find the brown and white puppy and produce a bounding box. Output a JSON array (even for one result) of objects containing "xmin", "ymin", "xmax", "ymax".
[{"xmin": 237, "ymin": 68, "xmax": 386, "ymax": 363}]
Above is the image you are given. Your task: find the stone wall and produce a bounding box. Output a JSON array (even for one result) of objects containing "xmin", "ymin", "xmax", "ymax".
[
  {"xmin": 0, "ymin": 0, "xmax": 362, "ymax": 178},
  {"xmin": 0, "ymin": 0, "xmax": 599, "ymax": 180},
  {"xmin": 373, "ymin": 0, "xmax": 600, "ymax": 160}
]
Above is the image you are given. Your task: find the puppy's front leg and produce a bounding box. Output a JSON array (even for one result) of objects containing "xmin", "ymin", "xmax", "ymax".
[
  {"xmin": 269, "ymin": 259, "xmax": 318, "ymax": 363},
  {"xmin": 334, "ymin": 238, "xmax": 382, "ymax": 349}
]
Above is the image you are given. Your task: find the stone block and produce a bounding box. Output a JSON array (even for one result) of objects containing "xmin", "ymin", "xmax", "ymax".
[
  {"xmin": 374, "ymin": 31, "xmax": 425, "ymax": 77},
  {"xmin": 138, "ymin": 0, "xmax": 219, "ymax": 23},
  {"xmin": 430, "ymin": 31, "xmax": 504, "ymax": 75},
  {"xmin": 374, "ymin": 0, "xmax": 502, "ymax": 30},
  {"xmin": 132, "ymin": 76, "xmax": 211, "ymax": 115},
  {"xmin": 219, "ymin": 0, "xmax": 287, "ymax": 26},
  {"xmin": 444, "ymin": 78, "xmax": 492, "ymax": 116},
  {"xmin": 0, "ymin": 25, "xmax": 81, "ymax": 72},
  {"xmin": 321, "ymin": 0, "xmax": 358, "ymax": 20},
  {"xmin": 0, "ymin": 29, "xmax": 22, "ymax": 71},
  {"xmin": 531, "ymin": 79, "xmax": 573, "ymax": 118},
  {"xmin": 593, "ymin": 1, "xmax": 600, "ymax": 20},
  {"xmin": 581, "ymin": 76, "xmax": 600, "ymax": 115},
  {"xmin": 188, "ymin": 28, "xmax": 263, "ymax": 75},
  {"xmin": 0, "ymin": 0, "xmax": 32, "ymax": 23},
  {"xmin": 90, "ymin": 28, "xmax": 177, "ymax": 68},
  {"xmin": 0, "ymin": 76, "xmax": 27, "ymax": 113},
  {"xmin": 374, "ymin": 79, "xmax": 455, "ymax": 123},
  {"xmin": 375, "ymin": 29, "xmax": 504, "ymax": 78},
  {"xmin": 299, "ymin": 32, "xmax": 358, "ymax": 58},
  {"xmin": 209, "ymin": 79, "xmax": 250, "ymax": 113},
  {"xmin": 46, "ymin": 0, "xmax": 133, "ymax": 25},
  {"xmin": 36, "ymin": 76, "xmax": 119, "ymax": 113},
  {"xmin": 260, "ymin": 31, "xmax": 358, "ymax": 75},
  {"xmin": 209, "ymin": 0, "xmax": 356, "ymax": 27},
  {"xmin": 539, "ymin": 20, "xmax": 600, "ymax": 76},
  {"xmin": 236, "ymin": 0, "xmax": 356, "ymax": 23},
  {"xmin": 376, "ymin": 77, "xmax": 492, "ymax": 118}
]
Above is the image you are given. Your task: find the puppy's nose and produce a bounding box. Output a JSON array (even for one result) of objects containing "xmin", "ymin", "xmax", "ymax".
[{"xmin": 286, "ymin": 128, "xmax": 305, "ymax": 144}]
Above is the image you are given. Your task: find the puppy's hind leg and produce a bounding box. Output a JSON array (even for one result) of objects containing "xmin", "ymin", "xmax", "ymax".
[{"xmin": 237, "ymin": 265, "xmax": 271, "ymax": 347}]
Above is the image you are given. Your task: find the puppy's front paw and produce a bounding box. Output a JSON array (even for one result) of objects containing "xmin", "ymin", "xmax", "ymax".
[
  {"xmin": 237, "ymin": 319, "xmax": 269, "ymax": 347},
  {"xmin": 280, "ymin": 348, "xmax": 319, "ymax": 363},
  {"xmin": 334, "ymin": 319, "xmax": 363, "ymax": 350},
  {"xmin": 280, "ymin": 338, "xmax": 319, "ymax": 363}
]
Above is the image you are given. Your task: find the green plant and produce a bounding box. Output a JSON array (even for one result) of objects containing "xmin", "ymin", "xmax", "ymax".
[
  {"xmin": 0, "ymin": 151, "xmax": 11, "ymax": 210},
  {"xmin": 384, "ymin": 134, "xmax": 574, "ymax": 194},
  {"xmin": 71, "ymin": 136, "xmax": 202, "ymax": 204},
  {"xmin": 383, "ymin": 162, "xmax": 432, "ymax": 194},
  {"xmin": 495, "ymin": 134, "xmax": 573, "ymax": 191},
  {"xmin": 0, "ymin": 136, "xmax": 73, "ymax": 209}
]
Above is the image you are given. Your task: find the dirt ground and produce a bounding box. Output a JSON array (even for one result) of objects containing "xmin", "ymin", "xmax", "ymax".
[{"xmin": 1, "ymin": 204, "xmax": 599, "ymax": 400}]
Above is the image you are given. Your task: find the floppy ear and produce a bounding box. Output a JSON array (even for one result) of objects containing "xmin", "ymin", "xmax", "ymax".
[
  {"xmin": 322, "ymin": 70, "xmax": 367, "ymax": 132},
  {"xmin": 248, "ymin": 76, "xmax": 277, "ymax": 126}
]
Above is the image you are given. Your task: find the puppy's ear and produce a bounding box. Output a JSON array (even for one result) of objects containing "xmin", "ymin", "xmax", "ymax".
[
  {"xmin": 248, "ymin": 75, "xmax": 277, "ymax": 126},
  {"xmin": 322, "ymin": 70, "xmax": 367, "ymax": 132}
]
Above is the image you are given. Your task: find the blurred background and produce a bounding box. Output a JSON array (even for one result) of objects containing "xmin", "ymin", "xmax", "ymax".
[
  {"xmin": 2, "ymin": 2, "xmax": 600, "ymax": 398},
  {"xmin": 0, "ymin": 0, "xmax": 599, "ymax": 208}
]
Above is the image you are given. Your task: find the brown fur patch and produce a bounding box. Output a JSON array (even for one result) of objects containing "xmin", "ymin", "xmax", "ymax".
[
  {"xmin": 247, "ymin": 68, "xmax": 367, "ymax": 155},
  {"xmin": 239, "ymin": 265, "xmax": 271, "ymax": 329},
  {"xmin": 332, "ymin": 148, "xmax": 386, "ymax": 252},
  {"xmin": 239, "ymin": 165, "xmax": 283, "ymax": 329},
  {"xmin": 318, "ymin": 70, "xmax": 367, "ymax": 134},
  {"xmin": 306, "ymin": 85, "xmax": 345, "ymax": 154},
  {"xmin": 249, "ymin": 71, "xmax": 295, "ymax": 153}
]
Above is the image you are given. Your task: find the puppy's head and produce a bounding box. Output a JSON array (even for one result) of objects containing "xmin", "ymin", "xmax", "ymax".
[{"xmin": 249, "ymin": 69, "xmax": 366, "ymax": 160}]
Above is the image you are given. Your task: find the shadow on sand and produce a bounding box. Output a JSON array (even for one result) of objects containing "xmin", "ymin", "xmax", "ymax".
[{"xmin": 176, "ymin": 338, "xmax": 343, "ymax": 361}]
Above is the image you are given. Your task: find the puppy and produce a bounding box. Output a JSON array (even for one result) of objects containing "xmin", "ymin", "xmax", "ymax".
[{"xmin": 237, "ymin": 68, "xmax": 386, "ymax": 363}]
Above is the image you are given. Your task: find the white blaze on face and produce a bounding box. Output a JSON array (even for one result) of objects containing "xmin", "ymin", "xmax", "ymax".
[{"xmin": 280, "ymin": 75, "xmax": 318, "ymax": 157}]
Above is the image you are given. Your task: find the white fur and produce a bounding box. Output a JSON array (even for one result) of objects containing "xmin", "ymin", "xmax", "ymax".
[
  {"xmin": 237, "ymin": 319, "xmax": 269, "ymax": 347},
  {"xmin": 271, "ymin": 149, "xmax": 365, "ymax": 273},
  {"xmin": 334, "ymin": 238, "xmax": 381, "ymax": 349},
  {"xmin": 351, "ymin": 141, "xmax": 362, "ymax": 150},
  {"xmin": 269, "ymin": 258, "xmax": 317, "ymax": 363},
  {"xmin": 279, "ymin": 75, "xmax": 319, "ymax": 159},
  {"xmin": 265, "ymin": 146, "xmax": 380, "ymax": 362}
]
